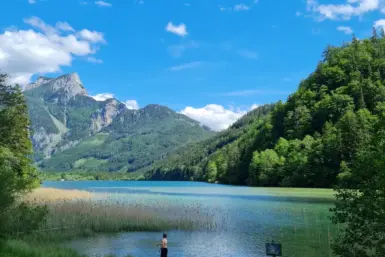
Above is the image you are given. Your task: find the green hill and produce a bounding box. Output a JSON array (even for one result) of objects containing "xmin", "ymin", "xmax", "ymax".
[
  {"xmin": 144, "ymin": 104, "xmax": 275, "ymax": 181},
  {"xmin": 24, "ymin": 73, "xmax": 215, "ymax": 173},
  {"xmin": 145, "ymin": 34, "xmax": 385, "ymax": 187}
]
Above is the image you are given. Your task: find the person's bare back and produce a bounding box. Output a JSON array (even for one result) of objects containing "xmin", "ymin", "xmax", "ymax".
[
  {"xmin": 162, "ymin": 237, "xmax": 167, "ymax": 248},
  {"xmin": 160, "ymin": 233, "xmax": 168, "ymax": 257}
]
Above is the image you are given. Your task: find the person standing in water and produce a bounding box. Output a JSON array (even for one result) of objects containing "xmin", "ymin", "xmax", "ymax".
[{"xmin": 159, "ymin": 233, "xmax": 168, "ymax": 257}]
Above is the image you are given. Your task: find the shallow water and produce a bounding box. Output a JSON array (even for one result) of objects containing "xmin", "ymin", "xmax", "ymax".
[{"xmin": 43, "ymin": 181, "xmax": 336, "ymax": 257}]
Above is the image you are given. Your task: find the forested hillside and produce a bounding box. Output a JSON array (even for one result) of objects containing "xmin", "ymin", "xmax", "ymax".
[
  {"xmin": 146, "ymin": 33, "xmax": 385, "ymax": 188},
  {"xmin": 145, "ymin": 104, "xmax": 274, "ymax": 181}
]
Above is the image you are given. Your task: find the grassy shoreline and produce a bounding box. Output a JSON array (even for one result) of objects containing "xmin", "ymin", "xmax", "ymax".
[
  {"xmin": 7, "ymin": 187, "xmax": 211, "ymax": 257},
  {"xmin": 39, "ymin": 171, "xmax": 144, "ymax": 182},
  {"xmin": 23, "ymin": 188, "xmax": 219, "ymax": 240}
]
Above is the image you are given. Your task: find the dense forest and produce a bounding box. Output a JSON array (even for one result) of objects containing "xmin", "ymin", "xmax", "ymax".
[{"xmin": 146, "ymin": 32, "xmax": 385, "ymax": 188}]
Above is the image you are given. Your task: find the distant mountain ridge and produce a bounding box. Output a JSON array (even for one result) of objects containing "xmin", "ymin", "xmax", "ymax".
[{"xmin": 24, "ymin": 73, "xmax": 215, "ymax": 173}]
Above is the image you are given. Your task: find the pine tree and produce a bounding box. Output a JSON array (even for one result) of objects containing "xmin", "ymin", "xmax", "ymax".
[
  {"xmin": 381, "ymin": 27, "xmax": 385, "ymax": 38},
  {"xmin": 371, "ymin": 26, "xmax": 378, "ymax": 42}
]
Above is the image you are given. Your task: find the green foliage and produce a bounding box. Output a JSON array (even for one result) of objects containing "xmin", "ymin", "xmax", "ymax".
[
  {"xmin": 0, "ymin": 73, "xmax": 42, "ymax": 237},
  {"xmin": 331, "ymin": 100, "xmax": 385, "ymax": 257},
  {"xmin": 146, "ymin": 35, "xmax": 385, "ymax": 189},
  {"xmin": 145, "ymin": 104, "xmax": 275, "ymax": 182},
  {"xmin": 0, "ymin": 240, "xmax": 86, "ymax": 257},
  {"xmin": 249, "ymin": 149, "xmax": 284, "ymax": 186},
  {"xmin": 39, "ymin": 170, "xmax": 143, "ymax": 181}
]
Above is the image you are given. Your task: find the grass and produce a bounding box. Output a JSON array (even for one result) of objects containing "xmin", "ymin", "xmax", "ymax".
[
  {"xmin": 0, "ymin": 240, "xmax": 133, "ymax": 257},
  {"xmin": 0, "ymin": 240, "xmax": 85, "ymax": 257},
  {"xmin": 20, "ymin": 188, "xmax": 222, "ymax": 242},
  {"xmin": 24, "ymin": 188, "xmax": 92, "ymax": 202},
  {"xmin": 268, "ymin": 207, "xmax": 339, "ymax": 257}
]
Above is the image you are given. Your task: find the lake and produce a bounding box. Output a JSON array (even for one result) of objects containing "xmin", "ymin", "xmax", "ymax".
[{"xmin": 42, "ymin": 181, "xmax": 337, "ymax": 257}]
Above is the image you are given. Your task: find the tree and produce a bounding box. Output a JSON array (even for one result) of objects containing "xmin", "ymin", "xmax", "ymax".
[
  {"xmin": 371, "ymin": 26, "xmax": 378, "ymax": 42},
  {"xmin": 206, "ymin": 161, "xmax": 217, "ymax": 183},
  {"xmin": 331, "ymin": 130, "xmax": 385, "ymax": 257},
  {"xmin": 331, "ymin": 103, "xmax": 385, "ymax": 256},
  {"xmin": 248, "ymin": 149, "xmax": 283, "ymax": 186},
  {"xmin": 0, "ymin": 73, "xmax": 41, "ymax": 236}
]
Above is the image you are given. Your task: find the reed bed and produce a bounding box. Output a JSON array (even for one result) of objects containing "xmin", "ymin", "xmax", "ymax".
[
  {"xmin": 24, "ymin": 188, "xmax": 92, "ymax": 202},
  {"xmin": 21, "ymin": 188, "xmax": 228, "ymax": 242},
  {"xmin": 259, "ymin": 206, "xmax": 339, "ymax": 257},
  {"xmin": 1, "ymin": 239, "xmax": 133, "ymax": 257}
]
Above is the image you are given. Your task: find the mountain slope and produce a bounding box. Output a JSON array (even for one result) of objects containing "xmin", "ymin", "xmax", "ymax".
[
  {"xmin": 144, "ymin": 104, "xmax": 274, "ymax": 181},
  {"xmin": 146, "ymin": 34, "xmax": 385, "ymax": 187},
  {"xmin": 24, "ymin": 73, "xmax": 215, "ymax": 172}
]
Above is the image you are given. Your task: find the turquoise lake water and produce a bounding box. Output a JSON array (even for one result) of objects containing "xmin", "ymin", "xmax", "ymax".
[{"xmin": 43, "ymin": 181, "xmax": 336, "ymax": 257}]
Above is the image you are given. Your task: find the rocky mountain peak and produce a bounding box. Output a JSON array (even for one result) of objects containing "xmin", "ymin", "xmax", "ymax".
[
  {"xmin": 24, "ymin": 76, "xmax": 53, "ymax": 91},
  {"xmin": 50, "ymin": 72, "xmax": 87, "ymax": 97},
  {"xmin": 24, "ymin": 72, "xmax": 88, "ymax": 102}
]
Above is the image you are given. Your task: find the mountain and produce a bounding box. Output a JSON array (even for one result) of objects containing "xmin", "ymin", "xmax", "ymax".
[
  {"xmin": 145, "ymin": 35, "xmax": 385, "ymax": 188},
  {"xmin": 24, "ymin": 73, "xmax": 215, "ymax": 172}
]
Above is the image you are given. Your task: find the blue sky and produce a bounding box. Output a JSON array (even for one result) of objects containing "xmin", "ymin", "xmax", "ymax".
[{"xmin": 1, "ymin": 0, "xmax": 385, "ymax": 130}]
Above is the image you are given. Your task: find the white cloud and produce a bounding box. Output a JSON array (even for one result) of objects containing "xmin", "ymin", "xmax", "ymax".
[
  {"xmin": 124, "ymin": 100, "xmax": 139, "ymax": 110},
  {"xmin": 0, "ymin": 17, "xmax": 105, "ymax": 84},
  {"xmin": 90, "ymin": 94, "xmax": 139, "ymax": 110},
  {"xmin": 87, "ymin": 56, "xmax": 103, "ymax": 64},
  {"xmin": 28, "ymin": 0, "xmax": 36, "ymax": 4},
  {"xmin": 307, "ymin": 0, "xmax": 380, "ymax": 20},
  {"xmin": 234, "ymin": 3, "xmax": 250, "ymax": 11},
  {"xmin": 91, "ymin": 93, "xmax": 114, "ymax": 101},
  {"xmin": 250, "ymin": 104, "xmax": 259, "ymax": 110},
  {"xmin": 219, "ymin": 0, "xmax": 259, "ymax": 12},
  {"xmin": 95, "ymin": 0, "xmax": 112, "ymax": 7},
  {"xmin": 180, "ymin": 104, "xmax": 258, "ymax": 131},
  {"xmin": 167, "ymin": 40, "xmax": 199, "ymax": 58},
  {"xmin": 165, "ymin": 22, "xmax": 188, "ymax": 37},
  {"xmin": 77, "ymin": 29, "xmax": 105, "ymax": 43},
  {"xmin": 237, "ymin": 49, "xmax": 258, "ymax": 60},
  {"xmin": 337, "ymin": 26, "xmax": 353, "ymax": 34},
  {"xmin": 24, "ymin": 16, "xmax": 56, "ymax": 34},
  {"xmin": 169, "ymin": 61, "xmax": 201, "ymax": 71},
  {"xmin": 56, "ymin": 22, "xmax": 75, "ymax": 32},
  {"xmin": 374, "ymin": 19, "xmax": 385, "ymax": 30}
]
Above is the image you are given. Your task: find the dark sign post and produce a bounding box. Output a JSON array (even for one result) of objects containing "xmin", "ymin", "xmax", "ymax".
[{"xmin": 265, "ymin": 240, "xmax": 282, "ymax": 257}]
